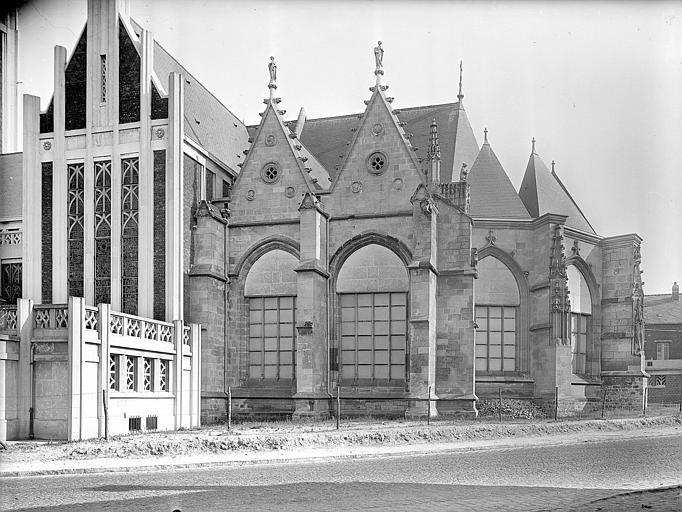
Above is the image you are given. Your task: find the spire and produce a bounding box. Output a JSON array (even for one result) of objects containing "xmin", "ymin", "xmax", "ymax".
[
  {"xmin": 374, "ymin": 41, "xmax": 384, "ymax": 85},
  {"xmin": 457, "ymin": 60, "xmax": 464, "ymax": 105},
  {"xmin": 531, "ymin": 137, "xmax": 536, "ymax": 154},
  {"xmin": 427, "ymin": 118, "xmax": 441, "ymax": 184},
  {"xmin": 483, "ymin": 127, "xmax": 489, "ymax": 144},
  {"xmin": 551, "ymin": 159, "xmax": 556, "ymax": 175},
  {"xmin": 268, "ymin": 56, "xmax": 277, "ymax": 99}
]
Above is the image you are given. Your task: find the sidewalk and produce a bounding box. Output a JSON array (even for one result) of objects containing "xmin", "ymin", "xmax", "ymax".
[{"xmin": 1, "ymin": 417, "xmax": 680, "ymax": 478}]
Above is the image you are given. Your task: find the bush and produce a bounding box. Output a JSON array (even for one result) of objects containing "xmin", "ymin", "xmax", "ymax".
[{"xmin": 477, "ymin": 398, "xmax": 547, "ymax": 420}]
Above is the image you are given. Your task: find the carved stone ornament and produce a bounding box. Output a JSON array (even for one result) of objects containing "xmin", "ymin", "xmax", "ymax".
[
  {"xmin": 43, "ymin": 141, "xmax": 52, "ymax": 150},
  {"xmin": 155, "ymin": 128, "xmax": 165, "ymax": 139},
  {"xmin": 265, "ymin": 134, "xmax": 277, "ymax": 147},
  {"xmin": 246, "ymin": 189, "xmax": 255, "ymax": 201},
  {"xmin": 484, "ymin": 229, "xmax": 496, "ymax": 247},
  {"xmin": 285, "ymin": 186, "xmax": 295, "ymax": 198},
  {"xmin": 549, "ymin": 224, "xmax": 570, "ymax": 345},
  {"xmin": 392, "ymin": 177, "xmax": 403, "ymax": 191},
  {"xmin": 351, "ymin": 181, "xmax": 362, "ymax": 193},
  {"xmin": 470, "ymin": 248, "xmax": 479, "ymax": 269},
  {"xmin": 571, "ymin": 240, "xmax": 581, "ymax": 257},
  {"xmin": 371, "ymin": 123, "xmax": 384, "ymax": 136},
  {"xmin": 34, "ymin": 342, "xmax": 55, "ymax": 354}
]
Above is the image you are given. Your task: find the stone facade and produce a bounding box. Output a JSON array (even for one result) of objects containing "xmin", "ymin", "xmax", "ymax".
[{"xmin": 2, "ymin": 0, "xmax": 651, "ymax": 431}]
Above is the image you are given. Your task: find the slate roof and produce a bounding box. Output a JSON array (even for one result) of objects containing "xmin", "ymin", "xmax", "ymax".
[
  {"xmin": 0, "ymin": 152, "xmax": 22, "ymax": 219},
  {"xmin": 130, "ymin": 19, "xmax": 249, "ymax": 172},
  {"xmin": 519, "ymin": 150, "xmax": 595, "ymax": 233},
  {"xmin": 645, "ymin": 292, "xmax": 682, "ymax": 324},
  {"xmin": 467, "ymin": 140, "xmax": 531, "ymax": 219},
  {"xmin": 257, "ymin": 102, "xmax": 480, "ymax": 183}
]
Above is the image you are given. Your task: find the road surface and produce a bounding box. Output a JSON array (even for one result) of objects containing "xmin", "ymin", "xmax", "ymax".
[{"xmin": 2, "ymin": 433, "xmax": 680, "ymax": 511}]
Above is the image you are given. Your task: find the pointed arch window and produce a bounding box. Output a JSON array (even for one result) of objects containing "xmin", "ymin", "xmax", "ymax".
[
  {"xmin": 567, "ymin": 265, "xmax": 592, "ymax": 375},
  {"xmin": 94, "ymin": 160, "xmax": 111, "ymax": 304},
  {"xmin": 475, "ymin": 256, "xmax": 520, "ymax": 373},
  {"xmin": 121, "ymin": 157, "xmax": 139, "ymax": 314},
  {"xmin": 336, "ymin": 244, "xmax": 409, "ymax": 384},
  {"xmin": 67, "ymin": 162, "xmax": 85, "ymax": 297}
]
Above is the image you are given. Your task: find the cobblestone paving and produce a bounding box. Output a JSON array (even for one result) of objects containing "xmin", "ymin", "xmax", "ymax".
[{"xmin": 3, "ymin": 434, "xmax": 680, "ymax": 511}]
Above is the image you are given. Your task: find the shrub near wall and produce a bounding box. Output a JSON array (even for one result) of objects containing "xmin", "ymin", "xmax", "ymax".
[{"xmin": 477, "ymin": 399, "xmax": 547, "ymax": 420}]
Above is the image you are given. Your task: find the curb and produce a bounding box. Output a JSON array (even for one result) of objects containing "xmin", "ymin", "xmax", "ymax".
[{"xmin": 2, "ymin": 424, "xmax": 680, "ymax": 478}]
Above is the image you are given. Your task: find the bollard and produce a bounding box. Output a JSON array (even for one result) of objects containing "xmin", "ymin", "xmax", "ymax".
[
  {"xmin": 227, "ymin": 386, "xmax": 232, "ymax": 431},
  {"xmin": 427, "ymin": 386, "xmax": 431, "ymax": 425},
  {"xmin": 498, "ymin": 387, "xmax": 503, "ymax": 423},
  {"xmin": 336, "ymin": 386, "xmax": 340, "ymax": 430}
]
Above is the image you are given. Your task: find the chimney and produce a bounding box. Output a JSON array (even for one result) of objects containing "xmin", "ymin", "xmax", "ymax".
[{"xmin": 673, "ymin": 282, "xmax": 679, "ymax": 301}]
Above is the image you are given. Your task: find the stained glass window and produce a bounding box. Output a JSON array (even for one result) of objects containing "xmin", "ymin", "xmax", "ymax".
[
  {"xmin": 0, "ymin": 262, "xmax": 22, "ymax": 304},
  {"xmin": 475, "ymin": 306, "xmax": 517, "ymax": 372},
  {"xmin": 67, "ymin": 162, "xmax": 85, "ymax": 298},
  {"xmin": 248, "ymin": 297, "xmax": 296, "ymax": 380},
  {"xmin": 339, "ymin": 293, "xmax": 407, "ymax": 382},
  {"xmin": 121, "ymin": 157, "xmax": 139, "ymax": 315},
  {"xmin": 94, "ymin": 160, "xmax": 111, "ymax": 305}
]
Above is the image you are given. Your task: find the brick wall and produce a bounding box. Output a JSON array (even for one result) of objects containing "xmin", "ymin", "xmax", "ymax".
[
  {"xmin": 41, "ymin": 163, "xmax": 53, "ymax": 303},
  {"xmin": 64, "ymin": 27, "xmax": 87, "ymax": 131},
  {"xmin": 153, "ymin": 150, "xmax": 166, "ymax": 320},
  {"xmin": 118, "ymin": 24, "xmax": 140, "ymax": 125}
]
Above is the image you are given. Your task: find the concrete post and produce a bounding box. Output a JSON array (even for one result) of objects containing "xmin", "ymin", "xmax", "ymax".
[
  {"xmin": 97, "ymin": 303, "xmax": 111, "ymax": 437},
  {"xmin": 167, "ymin": 73, "xmax": 185, "ymax": 321},
  {"xmin": 173, "ymin": 319, "xmax": 184, "ymax": 429},
  {"xmin": 17, "ymin": 299, "xmax": 33, "ymax": 439},
  {"xmin": 52, "ymin": 46, "xmax": 68, "ymax": 303},
  {"xmin": 67, "ymin": 297, "xmax": 84, "ymax": 441},
  {"xmin": 21, "ymin": 96, "xmax": 41, "ymax": 301},
  {"xmin": 190, "ymin": 323, "xmax": 201, "ymax": 428}
]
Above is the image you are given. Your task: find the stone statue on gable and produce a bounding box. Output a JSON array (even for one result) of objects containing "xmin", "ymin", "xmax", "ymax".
[
  {"xmin": 374, "ymin": 41, "xmax": 384, "ymax": 74},
  {"xmin": 268, "ymin": 56, "xmax": 277, "ymax": 85}
]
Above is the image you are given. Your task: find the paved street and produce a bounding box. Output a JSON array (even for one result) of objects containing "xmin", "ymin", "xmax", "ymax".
[{"xmin": 2, "ymin": 433, "xmax": 680, "ymax": 511}]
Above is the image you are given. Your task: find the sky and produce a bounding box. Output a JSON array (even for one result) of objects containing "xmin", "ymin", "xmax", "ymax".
[{"xmin": 12, "ymin": 0, "xmax": 682, "ymax": 294}]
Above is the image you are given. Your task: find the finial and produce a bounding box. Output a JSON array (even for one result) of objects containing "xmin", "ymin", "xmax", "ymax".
[
  {"xmin": 428, "ymin": 118, "xmax": 441, "ymax": 160},
  {"xmin": 551, "ymin": 160, "xmax": 556, "ymax": 174},
  {"xmin": 483, "ymin": 127, "xmax": 488, "ymax": 144},
  {"xmin": 458, "ymin": 60, "xmax": 464, "ymax": 103},
  {"xmin": 531, "ymin": 137, "xmax": 536, "ymax": 154},
  {"xmin": 374, "ymin": 41, "xmax": 384, "ymax": 85},
  {"xmin": 268, "ymin": 56, "xmax": 277, "ymax": 99}
]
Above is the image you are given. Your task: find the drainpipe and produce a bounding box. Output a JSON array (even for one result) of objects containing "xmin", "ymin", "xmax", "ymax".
[{"xmin": 326, "ymin": 213, "xmax": 333, "ymax": 399}]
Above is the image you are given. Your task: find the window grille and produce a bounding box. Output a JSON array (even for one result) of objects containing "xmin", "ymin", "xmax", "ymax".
[
  {"xmin": 339, "ymin": 292, "xmax": 407, "ymax": 382},
  {"xmin": 0, "ymin": 262, "xmax": 22, "ymax": 303},
  {"xmin": 655, "ymin": 375, "xmax": 666, "ymax": 387},
  {"xmin": 125, "ymin": 355, "xmax": 136, "ymax": 391},
  {"xmin": 656, "ymin": 342, "xmax": 670, "ymax": 361},
  {"xmin": 248, "ymin": 296, "xmax": 296, "ymax": 380},
  {"xmin": 571, "ymin": 313, "xmax": 590, "ymax": 374},
  {"xmin": 94, "ymin": 160, "xmax": 112, "ymax": 304},
  {"xmin": 109, "ymin": 354, "xmax": 118, "ymax": 390},
  {"xmin": 67, "ymin": 163, "xmax": 85, "ymax": 297},
  {"xmin": 143, "ymin": 357, "xmax": 152, "ymax": 391},
  {"xmin": 128, "ymin": 416, "xmax": 141, "ymax": 432},
  {"xmin": 159, "ymin": 360, "xmax": 169, "ymax": 391},
  {"xmin": 146, "ymin": 415, "xmax": 158, "ymax": 431},
  {"xmin": 476, "ymin": 306, "xmax": 517, "ymax": 372},
  {"xmin": 121, "ymin": 157, "xmax": 139, "ymax": 314}
]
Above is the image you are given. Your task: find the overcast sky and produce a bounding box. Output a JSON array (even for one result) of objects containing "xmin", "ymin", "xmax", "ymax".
[{"xmin": 14, "ymin": 0, "xmax": 682, "ymax": 294}]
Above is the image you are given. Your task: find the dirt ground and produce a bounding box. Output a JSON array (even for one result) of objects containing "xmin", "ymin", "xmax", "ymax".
[{"xmin": 1, "ymin": 414, "xmax": 679, "ymax": 469}]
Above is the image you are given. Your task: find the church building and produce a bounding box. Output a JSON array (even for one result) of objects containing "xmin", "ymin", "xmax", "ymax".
[{"xmin": 0, "ymin": 0, "xmax": 648, "ymax": 439}]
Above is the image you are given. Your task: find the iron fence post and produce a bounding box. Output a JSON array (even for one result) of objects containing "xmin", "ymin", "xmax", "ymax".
[
  {"xmin": 228, "ymin": 386, "xmax": 232, "ymax": 431},
  {"xmin": 498, "ymin": 387, "xmax": 503, "ymax": 423},
  {"xmin": 554, "ymin": 386, "xmax": 559, "ymax": 421}
]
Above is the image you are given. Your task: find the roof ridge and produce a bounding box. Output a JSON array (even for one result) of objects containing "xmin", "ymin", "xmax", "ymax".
[{"xmin": 550, "ymin": 169, "xmax": 596, "ymax": 233}]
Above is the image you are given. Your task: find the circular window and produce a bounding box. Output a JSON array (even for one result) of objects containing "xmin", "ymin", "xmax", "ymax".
[
  {"xmin": 261, "ymin": 162, "xmax": 280, "ymax": 183},
  {"xmin": 367, "ymin": 152, "xmax": 387, "ymax": 174}
]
